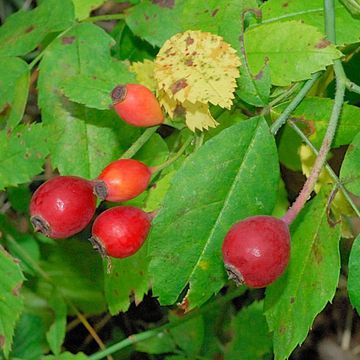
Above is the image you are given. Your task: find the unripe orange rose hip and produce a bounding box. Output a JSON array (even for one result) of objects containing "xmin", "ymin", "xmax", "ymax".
[
  {"xmin": 94, "ymin": 159, "xmax": 151, "ymax": 202},
  {"xmin": 111, "ymin": 84, "xmax": 164, "ymax": 127}
]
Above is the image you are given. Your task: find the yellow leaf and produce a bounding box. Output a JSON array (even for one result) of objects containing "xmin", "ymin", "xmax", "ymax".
[
  {"xmin": 158, "ymin": 89, "xmax": 178, "ymax": 118},
  {"xmin": 155, "ymin": 30, "xmax": 241, "ymax": 108},
  {"xmin": 184, "ymin": 101, "xmax": 218, "ymax": 132},
  {"xmin": 129, "ymin": 59, "xmax": 156, "ymax": 91}
]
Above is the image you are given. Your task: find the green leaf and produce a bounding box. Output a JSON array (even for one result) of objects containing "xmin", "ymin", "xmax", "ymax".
[
  {"xmin": 236, "ymin": 60, "xmax": 272, "ymax": 107},
  {"xmin": 0, "ymin": 57, "xmax": 29, "ymax": 130},
  {"xmin": 6, "ymin": 185, "xmax": 31, "ymax": 214},
  {"xmin": 0, "ymin": 214, "xmax": 40, "ymax": 276},
  {"xmin": 42, "ymin": 352, "xmax": 88, "ymax": 360},
  {"xmin": 111, "ymin": 23, "xmax": 157, "ymax": 62},
  {"xmin": 38, "ymin": 23, "xmax": 140, "ymax": 178},
  {"xmin": 245, "ymin": 21, "xmax": 342, "ymax": 86},
  {"xmin": 126, "ymin": 0, "xmax": 257, "ymax": 47},
  {"xmin": 0, "ymin": 246, "xmax": 25, "ymax": 358},
  {"xmin": 348, "ymin": 234, "xmax": 360, "ymax": 314},
  {"xmin": 265, "ymin": 191, "xmax": 341, "ymax": 360},
  {"xmin": 104, "ymin": 244, "xmax": 150, "ymax": 315},
  {"xmin": 61, "ymin": 61, "xmax": 135, "ymax": 110},
  {"xmin": 46, "ymin": 292, "xmax": 67, "ymax": 356},
  {"xmin": 0, "ymin": 124, "xmax": 51, "ymax": 190},
  {"xmin": 72, "ymin": 0, "xmax": 106, "ymax": 20},
  {"xmin": 11, "ymin": 313, "xmax": 46, "ymax": 360},
  {"xmin": 39, "ymin": 240, "xmax": 106, "ymax": 314},
  {"xmin": 149, "ymin": 117, "xmax": 279, "ymax": 309},
  {"xmin": 261, "ymin": 0, "xmax": 360, "ymax": 46},
  {"xmin": 340, "ymin": 131, "xmax": 360, "ymax": 195},
  {"xmin": 225, "ymin": 301, "xmax": 272, "ymax": 360},
  {"xmin": 273, "ymin": 97, "xmax": 360, "ymax": 149},
  {"xmin": 136, "ymin": 314, "xmax": 204, "ymax": 357},
  {"xmin": 0, "ymin": 0, "xmax": 74, "ymax": 57}
]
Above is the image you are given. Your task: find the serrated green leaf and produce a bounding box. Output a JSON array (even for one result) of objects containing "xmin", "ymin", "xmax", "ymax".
[
  {"xmin": 0, "ymin": 246, "xmax": 25, "ymax": 358},
  {"xmin": 43, "ymin": 352, "xmax": 88, "ymax": 360},
  {"xmin": 104, "ymin": 244, "xmax": 150, "ymax": 315},
  {"xmin": 264, "ymin": 191, "xmax": 341, "ymax": 360},
  {"xmin": 0, "ymin": 124, "xmax": 51, "ymax": 190},
  {"xmin": 39, "ymin": 240, "xmax": 106, "ymax": 315},
  {"xmin": 0, "ymin": 0, "xmax": 74, "ymax": 57},
  {"xmin": 46, "ymin": 292, "xmax": 67, "ymax": 356},
  {"xmin": 261, "ymin": 0, "xmax": 360, "ymax": 46},
  {"xmin": 149, "ymin": 117, "xmax": 279, "ymax": 309},
  {"xmin": 11, "ymin": 313, "xmax": 46, "ymax": 360},
  {"xmin": 61, "ymin": 60, "xmax": 135, "ymax": 110},
  {"xmin": 0, "ymin": 57, "xmax": 29, "ymax": 130},
  {"xmin": 273, "ymin": 97, "xmax": 360, "ymax": 149},
  {"xmin": 225, "ymin": 301, "xmax": 272, "ymax": 360},
  {"xmin": 340, "ymin": 131, "xmax": 360, "ymax": 195},
  {"xmin": 72, "ymin": 0, "xmax": 106, "ymax": 20},
  {"xmin": 348, "ymin": 234, "xmax": 360, "ymax": 314},
  {"xmin": 6, "ymin": 185, "xmax": 31, "ymax": 214},
  {"xmin": 38, "ymin": 23, "xmax": 140, "ymax": 178},
  {"xmin": 245, "ymin": 21, "xmax": 342, "ymax": 86}
]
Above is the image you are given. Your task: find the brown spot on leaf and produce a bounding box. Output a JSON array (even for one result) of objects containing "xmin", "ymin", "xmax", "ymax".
[
  {"xmin": 152, "ymin": 0, "xmax": 174, "ymax": 8},
  {"xmin": 184, "ymin": 58, "xmax": 193, "ymax": 66},
  {"xmin": 12, "ymin": 282, "xmax": 22, "ymax": 297},
  {"xmin": 0, "ymin": 103, "xmax": 11, "ymax": 117},
  {"xmin": 255, "ymin": 70, "xmax": 263, "ymax": 80},
  {"xmin": 315, "ymin": 38, "xmax": 331, "ymax": 49},
  {"xmin": 211, "ymin": 8, "xmax": 219, "ymax": 17},
  {"xmin": 170, "ymin": 78, "xmax": 188, "ymax": 94},
  {"xmin": 62, "ymin": 36, "xmax": 75, "ymax": 45},
  {"xmin": 25, "ymin": 25, "xmax": 35, "ymax": 33},
  {"xmin": 290, "ymin": 297, "xmax": 295, "ymax": 304},
  {"xmin": 291, "ymin": 116, "xmax": 316, "ymax": 136},
  {"xmin": 0, "ymin": 335, "xmax": 5, "ymax": 348},
  {"xmin": 282, "ymin": 2, "xmax": 289, "ymax": 7},
  {"xmin": 185, "ymin": 35, "xmax": 194, "ymax": 46},
  {"xmin": 312, "ymin": 236, "xmax": 323, "ymax": 264}
]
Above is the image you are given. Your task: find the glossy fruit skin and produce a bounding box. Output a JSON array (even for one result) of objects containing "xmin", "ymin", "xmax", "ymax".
[
  {"xmin": 30, "ymin": 176, "xmax": 97, "ymax": 239},
  {"xmin": 95, "ymin": 159, "xmax": 151, "ymax": 202},
  {"xmin": 90, "ymin": 206, "xmax": 151, "ymax": 258},
  {"xmin": 222, "ymin": 215, "xmax": 290, "ymax": 288},
  {"xmin": 111, "ymin": 84, "xmax": 164, "ymax": 127}
]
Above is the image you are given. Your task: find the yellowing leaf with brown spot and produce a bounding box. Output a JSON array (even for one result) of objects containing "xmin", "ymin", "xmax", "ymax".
[
  {"xmin": 129, "ymin": 59, "xmax": 156, "ymax": 91},
  {"xmin": 158, "ymin": 89, "xmax": 178, "ymax": 118},
  {"xmin": 155, "ymin": 30, "xmax": 241, "ymax": 108},
  {"xmin": 184, "ymin": 101, "xmax": 218, "ymax": 132}
]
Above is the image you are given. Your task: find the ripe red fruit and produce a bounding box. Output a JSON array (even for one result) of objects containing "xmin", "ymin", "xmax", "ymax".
[
  {"xmin": 30, "ymin": 176, "xmax": 97, "ymax": 239},
  {"xmin": 94, "ymin": 159, "xmax": 151, "ymax": 202},
  {"xmin": 90, "ymin": 206, "xmax": 151, "ymax": 258},
  {"xmin": 222, "ymin": 215, "xmax": 290, "ymax": 288},
  {"xmin": 111, "ymin": 84, "xmax": 164, "ymax": 127}
]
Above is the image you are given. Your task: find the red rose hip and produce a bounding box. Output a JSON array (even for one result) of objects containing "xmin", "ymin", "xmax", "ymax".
[
  {"xmin": 111, "ymin": 84, "xmax": 164, "ymax": 127},
  {"xmin": 30, "ymin": 176, "xmax": 97, "ymax": 239},
  {"xmin": 94, "ymin": 159, "xmax": 151, "ymax": 202},
  {"xmin": 222, "ymin": 215, "xmax": 290, "ymax": 288},
  {"xmin": 90, "ymin": 206, "xmax": 151, "ymax": 258}
]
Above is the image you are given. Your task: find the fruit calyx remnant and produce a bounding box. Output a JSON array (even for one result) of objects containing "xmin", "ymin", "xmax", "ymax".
[
  {"xmin": 111, "ymin": 85, "xmax": 127, "ymax": 104},
  {"xmin": 30, "ymin": 215, "xmax": 51, "ymax": 237},
  {"xmin": 93, "ymin": 180, "xmax": 108, "ymax": 201}
]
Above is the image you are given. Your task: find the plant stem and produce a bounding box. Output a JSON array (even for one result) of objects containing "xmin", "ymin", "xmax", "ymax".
[
  {"xmin": 82, "ymin": 13, "xmax": 126, "ymax": 22},
  {"xmin": 88, "ymin": 287, "xmax": 245, "ymax": 360},
  {"xmin": 288, "ymin": 120, "xmax": 360, "ymax": 217},
  {"xmin": 121, "ymin": 127, "xmax": 159, "ymax": 159},
  {"xmin": 346, "ymin": 81, "xmax": 360, "ymax": 95},
  {"xmin": 151, "ymin": 136, "xmax": 193, "ymax": 174},
  {"xmin": 282, "ymin": 0, "xmax": 345, "ymax": 225},
  {"xmin": 270, "ymin": 72, "xmax": 321, "ymax": 135}
]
